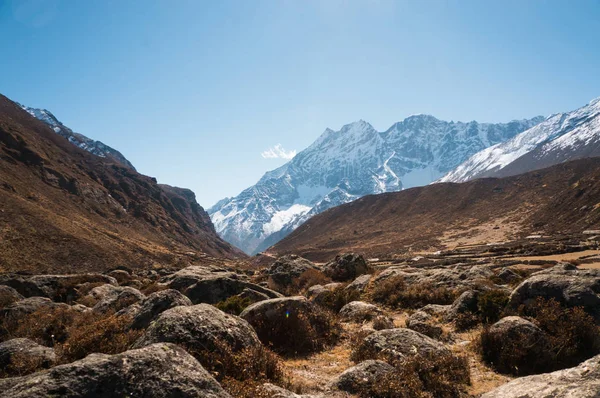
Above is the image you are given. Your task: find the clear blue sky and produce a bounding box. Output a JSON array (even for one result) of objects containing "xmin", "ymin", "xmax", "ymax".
[{"xmin": 1, "ymin": 0, "xmax": 599, "ymax": 208}]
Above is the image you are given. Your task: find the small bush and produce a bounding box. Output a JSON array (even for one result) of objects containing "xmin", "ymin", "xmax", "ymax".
[
  {"xmin": 371, "ymin": 277, "xmax": 458, "ymax": 309},
  {"xmin": 452, "ymin": 312, "xmax": 480, "ymax": 332},
  {"xmin": 251, "ymin": 306, "xmax": 340, "ymax": 356},
  {"xmin": 140, "ymin": 281, "xmax": 168, "ymax": 295},
  {"xmin": 215, "ymin": 296, "xmax": 252, "ymax": 315},
  {"xmin": 0, "ymin": 351, "xmax": 49, "ymax": 378},
  {"xmin": 10, "ymin": 307, "xmax": 79, "ymax": 346},
  {"xmin": 477, "ymin": 289, "xmax": 510, "ymax": 324},
  {"xmin": 353, "ymin": 351, "xmax": 471, "ymax": 398},
  {"xmin": 270, "ymin": 269, "xmax": 331, "ymax": 295},
  {"xmin": 316, "ymin": 284, "xmax": 361, "ymax": 312}
]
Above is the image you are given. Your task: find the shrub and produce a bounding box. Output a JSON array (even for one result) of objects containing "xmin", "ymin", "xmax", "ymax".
[
  {"xmin": 250, "ymin": 305, "xmax": 340, "ymax": 356},
  {"xmin": 353, "ymin": 351, "xmax": 471, "ymax": 398},
  {"xmin": 215, "ymin": 296, "xmax": 251, "ymax": 315},
  {"xmin": 452, "ymin": 312, "xmax": 480, "ymax": 332},
  {"xmin": 316, "ymin": 284, "xmax": 361, "ymax": 312},
  {"xmin": 477, "ymin": 289, "xmax": 510, "ymax": 324},
  {"xmin": 140, "ymin": 281, "xmax": 168, "ymax": 295},
  {"xmin": 0, "ymin": 351, "xmax": 49, "ymax": 378},
  {"xmin": 371, "ymin": 277, "xmax": 458, "ymax": 309},
  {"xmin": 270, "ymin": 269, "xmax": 331, "ymax": 295}
]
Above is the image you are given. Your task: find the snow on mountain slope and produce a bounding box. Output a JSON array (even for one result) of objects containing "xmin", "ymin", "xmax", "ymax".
[
  {"xmin": 19, "ymin": 104, "xmax": 136, "ymax": 170},
  {"xmin": 210, "ymin": 115, "xmax": 544, "ymax": 254},
  {"xmin": 439, "ymin": 97, "xmax": 600, "ymax": 183}
]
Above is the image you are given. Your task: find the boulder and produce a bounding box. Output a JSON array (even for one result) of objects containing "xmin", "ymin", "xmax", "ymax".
[
  {"xmin": 481, "ymin": 353, "xmax": 600, "ymax": 398},
  {"xmin": 134, "ymin": 304, "xmax": 260, "ymax": 356},
  {"xmin": 445, "ymin": 290, "xmax": 479, "ymax": 321},
  {"xmin": 373, "ymin": 264, "xmax": 494, "ymax": 290},
  {"xmin": 507, "ymin": 265, "xmax": 600, "ymax": 322},
  {"xmin": 406, "ymin": 311, "xmax": 443, "ymax": 339},
  {"xmin": 0, "ymin": 274, "xmax": 117, "ymax": 302},
  {"xmin": 260, "ymin": 383, "xmax": 320, "ymax": 398},
  {"xmin": 306, "ymin": 283, "xmax": 343, "ymax": 305},
  {"xmin": 372, "ymin": 315, "xmax": 395, "ymax": 330},
  {"xmin": 0, "ymin": 285, "xmax": 24, "ymax": 308},
  {"xmin": 126, "ymin": 289, "xmax": 192, "ymax": 329},
  {"xmin": 345, "ymin": 274, "xmax": 372, "ymax": 294},
  {"xmin": 1, "ymin": 297, "xmax": 68, "ymax": 323},
  {"xmin": 339, "ymin": 301, "xmax": 383, "ymax": 322},
  {"xmin": 86, "ymin": 285, "xmax": 145, "ymax": 313},
  {"xmin": 419, "ymin": 304, "xmax": 451, "ymax": 317},
  {"xmin": 267, "ymin": 255, "xmax": 320, "ymax": 287},
  {"xmin": 333, "ymin": 360, "xmax": 396, "ymax": 393},
  {"xmin": 0, "ymin": 343, "xmax": 231, "ymax": 398},
  {"xmin": 237, "ymin": 288, "xmax": 270, "ymax": 303},
  {"xmin": 0, "ymin": 338, "xmax": 56, "ymax": 376},
  {"xmin": 354, "ymin": 328, "xmax": 449, "ymax": 361},
  {"xmin": 323, "ymin": 253, "xmax": 369, "ymax": 282},
  {"xmin": 496, "ymin": 268, "xmax": 521, "ymax": 284},
  {"xmin": 106, "ymin": 270, "xmax": 131, "ymax": 284}
]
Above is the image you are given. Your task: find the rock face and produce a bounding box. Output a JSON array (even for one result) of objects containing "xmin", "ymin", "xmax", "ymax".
[
  {"xmin": 267, "ymin": 255, "xmax": 319, "ymax": 287},
  {"xmin": 134, "ymin": 304, "xmax": 260, "ymax": 355},
  {"xmin": 333, "ymin": 360, "xmax": 396, "ymax": 393},
  {"xmin": 0, "ymin": 343, "xmax": 231, "ymax": 398},
  {"xmin": 323, "ymin": 253, "xmax": 369, "ymax": 282},
  {"xmin": 481, "ymin": 353, "xmax": 600, "ymax": 398},
  {"xmin": 0, "ymin": 338, "xmax": 56, "ymax": 376},
  {"xmin": 507, "ymin": 265, "xmax": 600, "ymax": 322},
  {"xmin": 354, "ymin": 328, "xmax": 449, "ymax": 361},
  {"xmin": 127, "ymin": 289, "xmax": 192, "ymax": 329},
  {"xmin": 210, "ymin": 114, "xmax": 542, "ymax": 255},
  {"xmin": 164, "ymin": 265, "xmax": 281, "ymax": 304},
  {"xmin": 339, "ymin": 301, "xmax": 383, "ymax": 322}
]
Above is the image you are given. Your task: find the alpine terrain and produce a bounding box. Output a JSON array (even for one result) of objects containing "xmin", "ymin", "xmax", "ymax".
[
  {"xmin": 440, "ymin": 97, "xmax": 600, "ymax": 183},
  {"xmin": 210, "ymin": 116, "xmax": 544, "ymax": 254}
]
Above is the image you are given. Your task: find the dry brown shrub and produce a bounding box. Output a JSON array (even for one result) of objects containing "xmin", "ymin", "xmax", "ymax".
[
  {"xmin": 371, "ymin": 277, "xmax": 458, "ymax": 309},
  {"xmin": 0, "ymin": 351, "xmax": 49, "ymax": 378},
  {"xmin": 140, "ymin": 281, "xmax": 168, "ymax": 295},
  {"xmin": 215, "ymin": 296, "xmax": 252, "ymax": 315},
  {"xmin": 268, "ymin": 268, "xmax": 332, "ymax": 295},
  {"xmin": 315, "ymin": 284, "xmax": 361, "ymax": 312}
]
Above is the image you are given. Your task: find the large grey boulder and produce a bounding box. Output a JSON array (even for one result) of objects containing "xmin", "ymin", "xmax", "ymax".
[
  {"xmin": 323, "ymin": 253, "xmax": 369, "ymax": 282},
  {"xmin": 0, "ymin": 274, "xmax": 117, "ymax": 302},
  {"xmin": 507, "ymin": 265, "xmax": 600, "ymax": 322},
  {"xmin": 164, "ymin": 265, "xmax": 281, "ymax": 304},
  {"xmin": 267, "ymin": 254, "xmax": 320, "ymax": 287},
  {"xmin": 339, "ymin": 301, "xmax": 383, "ymax": 322},
  {"xmin": 481, "ymin": 353, "xmax": 600, "ymax": 398},
  {"xmin": 126, "ymin": 289, "xmax": 192, "ymax": 329},
  {"xmin": 406, "ymin": 311, "xmax": 443, "ymax": 339},
  {"xmin": 0, "ymin": 338, "xmax": 56, "ymax": 376},
  {"xmin": 306, "ymin": 283, "xmax": 343, "ymax": 305},
  {"xmin": 345, "ymin": 274, "xmax": 372, "ymax": 294},
  {"xmin": 333, "ymin": 360, "xmax": 395, "ymax": 393},
  {"xmin": 0, "ymin": 297, "xmax": 68, "ymax": 325},
  {"xmin": 87, "ymin": 285, "xmax": 145, "ymax": 313},
  {"xmin": 0, "ymin": 343, "xmax": 231, "ymax": 398},
  {"xmin": 134, "ymin": 304, "xmax": 260, "ymax": 355},
  {"xmin": 445, "ymin": 290, "xmax": 479, "ymax": 321},
  {"xmin": 0, "ymin": 285, "xmax": 24, "ymax": 308},
  {"xmin": 354, "ymin": 328, "xmax": 449, "ymax": 361}
]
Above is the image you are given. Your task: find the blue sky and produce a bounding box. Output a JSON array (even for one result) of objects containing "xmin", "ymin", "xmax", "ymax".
[{"xmin": 1, "ymin": 0, "xmax": 599, "ymax": 207}]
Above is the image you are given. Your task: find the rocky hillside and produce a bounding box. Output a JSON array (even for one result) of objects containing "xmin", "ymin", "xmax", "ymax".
[
  {"xmin": 19, "ymin": 104, "xmax": 136, "ymax": 170},
  {"xmin": 269, "ymin": 157, "xmax": 600, "ymax": 261},
  {"xmin": 0, "ymin": 94, "xmax": 243, "ymax": 273},
  {"xmin": 440, "ymin": 97, "xmax": 600, "ymax": 183},
  {"xmin": 210, "ymin": 116, "xmax": 543, "ymax": 254}
]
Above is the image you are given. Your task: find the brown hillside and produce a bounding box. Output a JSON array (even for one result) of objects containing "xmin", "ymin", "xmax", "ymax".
[
  {"xmin": 0, "ymin": 94, "xmax": 243, "ymax": 274},
  {"xmin": 269, "ymin": 158, "xmax": 600, "ymax": 261}
]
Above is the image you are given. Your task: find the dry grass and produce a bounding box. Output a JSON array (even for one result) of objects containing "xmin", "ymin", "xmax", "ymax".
[
  {"xmin": 314, "ymin": 284, "xmax": 361, "ymax": 312},
  {"xmin": 215, "ymin": 296, "xmax": 252, "ymax": 315},
  {"xmin": 269, "ymin": 268, "xmax": 332, "ymax": 296},
  {"xmin": 371, "ymin": 277, "xmax": 459, "ymax": 309}
]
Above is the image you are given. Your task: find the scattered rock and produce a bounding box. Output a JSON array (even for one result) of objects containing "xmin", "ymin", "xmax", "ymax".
[
  {"xmin": 306, "ymin": 283, "xmax": 343, "ymax": 305},
  {"xmin": 339, "ymin": 301, "xmax": 383, "ymax": 322},
  {"xmin": 445, "ymin": 290, "xmax": 479, "ymax": 322},
  {"xmin": 496, "ymin": 268, "xmax": 521, "ymax": 284},
  {"xmin": 0, "ymin": 338, "xmax": 56, "ymax": 376},
  {"xmin": 345, "ymin": 274, "xmax": 372, "ymax": 294},
  {"xmin": 0, "ymin": 274, "xmax": 117, "ymax": 302},
  {"xmin": 323, "ymin": 253, "xmax": 369, "ymax": 282},
  {"xmin": 87, "ymin": 285, "xmax": 145, "ymax": 313},
  {"xmin": 267, "ymin": 255, "xmax": 320, "ymax": 287},
  {"xmin": 237, "ymin": 288, "xmax": 270, "ymax": 303},
  {"xmin": 0, "ymin": 297, "xmax": 68, "ymax": 323},
  {"xmin": 134, "ymin": 304, "xmax": 260, "ymax": 356},
  {"xmin": 372, "ymin": 315, "xmax": 395, "ymax": 330},
  {"xmin": 333, "ymin": 360, "xmax": 395, "ymax": 393},
  {"xmin": 507, "ymin": 265, "xmax": 600, "ymax": 322},
  {"xmin": 406, "ymin": 311, "xmax": 443, "ymax": 339},
  {"xmin": 0, "ymin": 343, "xmax": 231, "ymax": 398},
  {"xmin": 420, "ymin": 304, "xmax": 451, "ymax": 316},
  {"xmin": 354, "ymin": 328, "xmax": 449, "ymax": 361},
  {"xmin": 0, "ymin": 285, "xmax": 24, "ymax": 308},
  {"xmin": 127, "ymin": 289, "xmax": 192, "ymax": 329},
  {"xmin": 106, "ymin": 270, "xmax": 131, "ymax": 284},
  {"xmin": 481, "ymin": 353, "xmax": 600, "ymax": 398}
]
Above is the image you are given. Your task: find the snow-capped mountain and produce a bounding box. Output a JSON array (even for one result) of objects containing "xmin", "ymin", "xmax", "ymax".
[
  {"xmin": 209, "ymin": 115, "xmax": 544, "ymax": 254},
  {"xmin": 439, "ymin": 97, "xmax": 600, "ymax": 183},
  {"xmin": 19, "ymin": 104, "xmax": 135, "ymax": 170}
]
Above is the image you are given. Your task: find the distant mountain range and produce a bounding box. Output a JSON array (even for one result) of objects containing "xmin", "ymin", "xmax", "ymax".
[
  {"xmin": 439, "ymin": 97, "xmax": 600, "ymax": 182},
  {"xmin": 19, "ymin": 104, "xmax": 136, "ymax": 170},
  {"xmin": 209, "ymin": 115, "xmax": 544, "ymax": 254}
]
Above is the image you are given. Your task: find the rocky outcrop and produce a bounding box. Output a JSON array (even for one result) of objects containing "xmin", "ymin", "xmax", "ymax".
[
  {"xmin": 333, "ymin": 360, "xmax": 395, "ymax": 393},
  {"xmin": 481, "ymin": 353, "xmax": 600, "ymax": 398},
  {"xmin": 323, "ymin": 253, "xmax": 369, "ymax": 282},
  {"xmin": 0, "ymin": 343, "xmax": 231, "ymax": 398},
  {"xmin": 354, "ymin": 328, "xmax": 449, "ymax": 361},
  {"xmin": 134, "ymin": 304, "xmax": 260, "ymax": 356},
  {"xmin": 0, "ymin": 338, "xmax": 56, "ymax": 376},
  {"xmin": 267, "ymin": 255, "xmax": 319, "ymax": 287},
  {"xmin": 507, "ymin": 265, "xmax": 600, "ymax": 322},
  {"xmin": 339, "ymin": 301, "xmax": 383, "ymax": 322}
]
